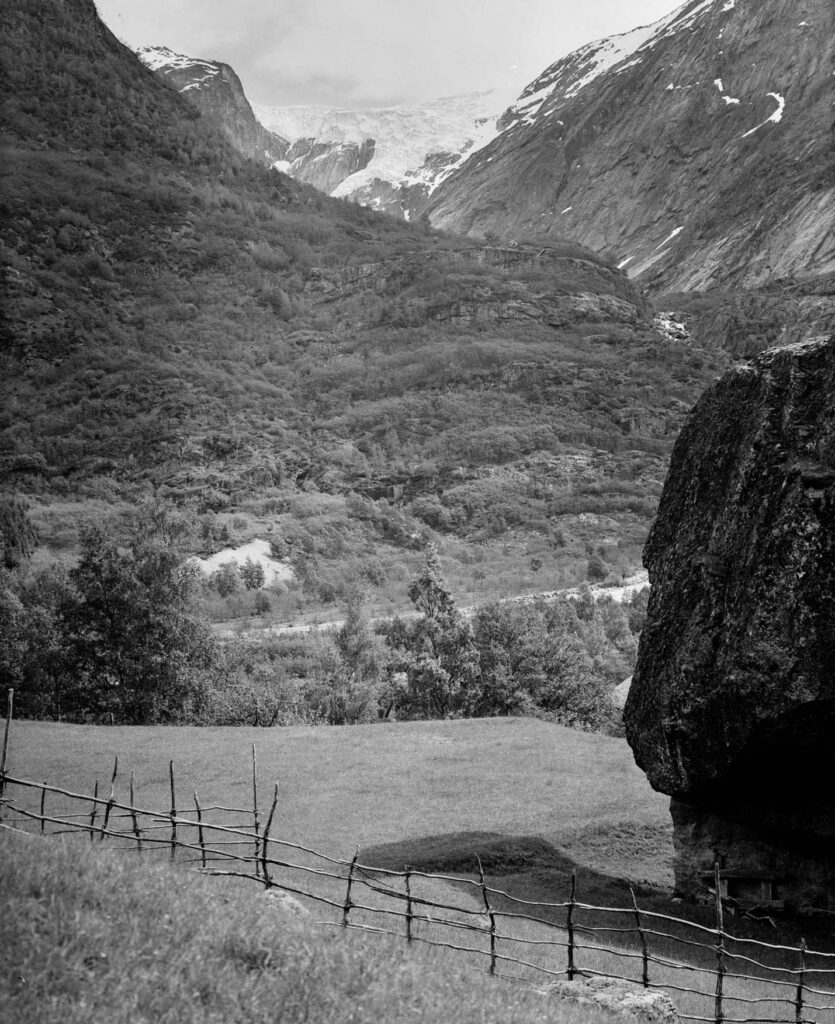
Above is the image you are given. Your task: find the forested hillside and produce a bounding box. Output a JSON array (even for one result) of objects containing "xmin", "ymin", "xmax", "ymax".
[{"xmin": 1, "ymin": 0, "xmax": 727, "ymax": 621}]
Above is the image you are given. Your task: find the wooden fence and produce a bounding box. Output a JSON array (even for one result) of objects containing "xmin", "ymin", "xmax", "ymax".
[{"xmin": 1, "ymin": 702, "xmax": 834, "ymax": 1023}]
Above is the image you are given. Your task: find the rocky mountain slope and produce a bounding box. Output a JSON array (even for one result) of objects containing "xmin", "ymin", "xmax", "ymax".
[
  {"xmin": 137, "ymin": 45, "xmax": 289, "ymax": 166},
  {"xmin": 254, "ymin": 90, "xmax": 517, "ymax": 218},
  {"xmin": 426, "ymin": 0, "xmax": 835, "ymax": 295},
  {"xmin": 138, "ymin": 44, "xmax": 516, "ymax": 217}
]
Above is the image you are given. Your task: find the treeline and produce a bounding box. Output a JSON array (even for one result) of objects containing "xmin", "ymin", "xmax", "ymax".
[{"xmin": 0, "ymin": 501, "xmax": 643, "ymax": 732}]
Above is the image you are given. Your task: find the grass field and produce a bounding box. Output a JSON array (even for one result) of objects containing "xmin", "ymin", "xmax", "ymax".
[
  {"xmin": 3, "ymin": 717, "xmax": 672, "ymax": 892},
  {"xmin": 1, "ymin": 829, "xmax": 630, "ymax": 1024},
  {"xmin": 4, "ymin": 717, "xmax": 834, "ymax": 1023}
]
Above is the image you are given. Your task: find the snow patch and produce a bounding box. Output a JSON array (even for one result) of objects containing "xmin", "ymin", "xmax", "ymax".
[
  {"xmin": 192, "ymin": 539, "xmax": 294, "ymax": 588},
  {"xmin": 741, "ymin": 91, "xmax": 785, "ymax": 138},
  {"xmin": 138, "ymin": 45, "xmax": 221, "ymax": 79},
  {"xmin": 714, "ymin": 77, "xmax": 740, "ymax": 105},
  {"xmin": 651, "ymin": 226, "xmax": 684, "ymax": 253},
  {"xmin": 561, "ymin": 206, "xmax": 573, "ymax": 214},
  {"xmin": 721, "ymin": 0, "xmax": 735, "ymax": 10},
  {"xmin": 617, "ymin": 255, "xmax": 634, "ymax": 269}
]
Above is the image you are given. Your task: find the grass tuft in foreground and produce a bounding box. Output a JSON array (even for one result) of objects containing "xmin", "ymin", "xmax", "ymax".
[{"xmin": 0, "ymin": 829, "xmax": 626, "ymax": 1024}]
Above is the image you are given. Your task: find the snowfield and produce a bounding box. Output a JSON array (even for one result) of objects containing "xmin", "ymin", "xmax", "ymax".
[{"xmin": 254, "ymin": 88, "xmax": 518, "ymax": 198}]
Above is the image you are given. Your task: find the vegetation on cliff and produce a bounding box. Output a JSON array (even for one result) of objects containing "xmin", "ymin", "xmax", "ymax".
[{"xmin": 0, "ymin": 0, "xmax": 728, "ymax": 609}]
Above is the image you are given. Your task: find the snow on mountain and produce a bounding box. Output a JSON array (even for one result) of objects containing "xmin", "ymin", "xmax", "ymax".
[
  {"xmin": 138, "ymin": 45, "xmax": 218, "ymax": 78},
  {"xmin": 254, "ymin": 87, "xmax": 518, "ymax": 216},
  {"xmin": 426, "ymin": 0, "xmax": 835, "ymax": 294},
  {"xmin": 137, "ymin": 45, "xmax": 288, "ymax": 165}
]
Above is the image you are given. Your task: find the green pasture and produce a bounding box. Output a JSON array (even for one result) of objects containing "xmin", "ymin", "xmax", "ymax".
[
  {"xmin": 4, "ymin": 718, "xmax": 833, "ymax": 1023},
  {"xmin": 3, "ymin": 717, "xmax": 672, "ymax": 893},
  {"xmin": 1, "ymin": 830, "xmax": 625, "ymax": 1024}
]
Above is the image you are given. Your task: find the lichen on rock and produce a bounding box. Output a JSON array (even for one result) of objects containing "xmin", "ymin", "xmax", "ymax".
[{"xmin": 624, "ymin": 336, "xmax": 835, "ymax": 911}]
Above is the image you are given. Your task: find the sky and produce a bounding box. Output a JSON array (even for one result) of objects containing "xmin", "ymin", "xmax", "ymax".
[{"xmin": 94, "ymin": 0, "xmax": 680, "ymax": 109}]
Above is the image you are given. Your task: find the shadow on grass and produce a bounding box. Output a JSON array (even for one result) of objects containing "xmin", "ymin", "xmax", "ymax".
[
  {"xmin": 361, "ymin": 830, "xmax": 662, "ymax": 904},
  {"xmin": 360, "ymin": 831, "xmax": 834, "ymax": 959}
]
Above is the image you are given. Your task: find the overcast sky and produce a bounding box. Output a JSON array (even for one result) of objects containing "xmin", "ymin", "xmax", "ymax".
[{"xmin": 95, "ymin": 0, "xmax": 679, "ymax": 109}]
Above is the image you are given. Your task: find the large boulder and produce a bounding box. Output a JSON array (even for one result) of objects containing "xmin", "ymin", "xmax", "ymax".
[{"xmin": 624, "ymin": 336, "xmax": 835, "ymax": 910}]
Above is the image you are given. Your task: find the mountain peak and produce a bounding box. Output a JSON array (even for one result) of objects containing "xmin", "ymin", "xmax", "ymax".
[{"xmin": 137, "ymin": 44, "xmax": 288, "ymax": 165}]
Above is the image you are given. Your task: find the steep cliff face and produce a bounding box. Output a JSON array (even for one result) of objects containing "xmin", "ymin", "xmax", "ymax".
[
  {"xmin": 280, "ymin": 137, "xmax": 376, "ymax": 195},
  {"xmin": 137, "ymin": 46, "xmax": 289, "ymax": 166},
  {"xmin": 427, "ymin": 0, "xmax": 835, "ymax": 294},
  {"xmin": 624, "ymin": 336, "xmax": 835, "ymax": 909}
]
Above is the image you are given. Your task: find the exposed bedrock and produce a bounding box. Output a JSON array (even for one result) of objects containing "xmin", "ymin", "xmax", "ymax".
[{"xmin": 624, "ymin": 336, "xmax": 835, "ymax": 911}]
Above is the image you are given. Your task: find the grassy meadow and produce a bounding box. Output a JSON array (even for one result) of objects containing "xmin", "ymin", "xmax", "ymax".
[
  {"xmin": 3, "ymin": 717, "xmax": 671, "ymax": 886},
  {"xmin": 4, "ymin": 717, "xmax": 834, "ymax": 1023},
  {"xmin": 1, "ymin": 829, "xmax": 629, "ymax": 1024}
]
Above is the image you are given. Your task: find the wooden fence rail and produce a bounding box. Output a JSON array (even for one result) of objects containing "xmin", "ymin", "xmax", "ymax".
[
  {"xmin": 1, "ymin": 703, "xmax": 833, "ymax": 1024},
  {"xmin": 2, "ymin": 768, "xmax": 834, "ymax": 1024}
]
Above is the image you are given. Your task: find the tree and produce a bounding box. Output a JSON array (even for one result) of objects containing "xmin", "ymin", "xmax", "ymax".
[
  {"xmin": 240, "ymin": 558, "xmax": 265, "ymax": 590},
  {"xmin": 586, "ymin": 553, "xmax": 608, "ymax": 582},
  {"xmin": 0, "ymin": 565, "xmax": 70, "ymax": 720},
  {"xmin": 0, "ymin": 499, "xmax": 38, "ymax": 570},
  {"xmin": 471, "ymin": 602, "xmax": 548, "ymax": 717},
  {"xmin": 388, "ymin": 546, "xmax": 479, "ymax": 719},
  {"xmin": 213, "ymin": 560, "xmax": 240, "ymax": 597},
  {"xmin": 59, "ymin": 507, "xmax": 214, "ymax": 723}
]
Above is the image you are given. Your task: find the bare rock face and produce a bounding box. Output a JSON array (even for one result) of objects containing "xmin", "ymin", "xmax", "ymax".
[
  {"xmin": 284, "ymin": 137, "xmax": 375, "ymax": 195},
  {"xmin": 137, "ymin": 47, "xmax": 289, "ymax": 166},
  {"xmin": 427, "ymin": 0, "xmax": 835, "ymax": 294},
  {"xmin": 624, "ymin": 337, "xmax": 835, "ymax": 911}
]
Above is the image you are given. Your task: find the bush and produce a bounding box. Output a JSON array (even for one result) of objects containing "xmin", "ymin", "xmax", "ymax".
[{"xmin": 586, "ymin": 554, "xmax": 608, "ymax": 582}]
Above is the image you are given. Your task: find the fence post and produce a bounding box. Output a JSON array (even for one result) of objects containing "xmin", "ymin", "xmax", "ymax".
[
  {"xmin": 252, "ymin": 744, "xmax": 261, "ymax": 879},
  {"xmin": 405, "ymin": 866, "xmax": 414, "ymax": 944},
  {"xmin": 168, "ymin": 760, "xmax": 177, "ymax": 862},
  {"xmin": 567, "ymin": 871, "xmax": 577, "ymax": 981},
  {"xmin": 193, "ymin": 790, "xmax": 206, "ymax": 869},
  {"xmin": 795, "ymin": 939, "xmax": 807, "ymax": 1024},
  {"xmin": 630, "ymin": 887, "xmax": 650, "ymax": 988},
  {"xmin": 260, "ymin": 784, "xmax": 278, "ymax": 889},
  {"xmin": 0, "ymin": 688, "xmax": 14, "ymax": 824},
  {"xmin": 89, "ymin": 779, "xmax": 99, "ymax": 840},
  {"xmin": 39, "ymin": 782, "xmax": 46, "ymax": 835},
  {"xmin": 129, "ymin": 770, "xmax": 142, "ymax": 854},
  {"xmin": 101, "ymin": 756, "xmax": 118, "ymax": 840},
  {"xmin": 713, "ymin": 861, "xmax": 726, "ymax": 1024},
  {"xmin": 343, "ymin": 850, "xmax": 358, "ymax": 928},
  {"xmin": 477, "ymin": 855, "xmax": 497, "ymax": 975}
]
